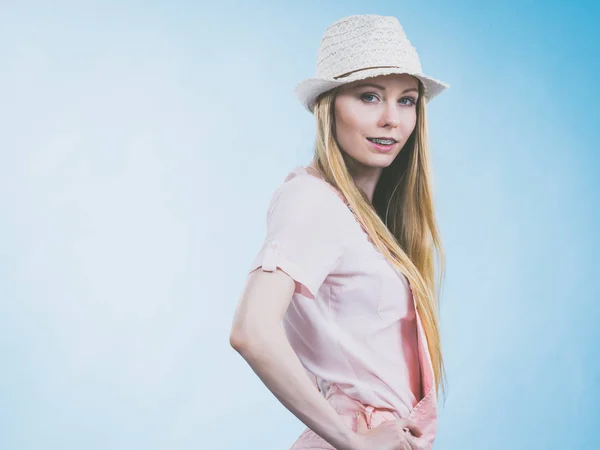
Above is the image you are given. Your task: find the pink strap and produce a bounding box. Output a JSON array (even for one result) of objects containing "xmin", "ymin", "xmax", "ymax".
[{"xmin": 364, "ymin": 405, "xmax": 375, "ymax": 429}]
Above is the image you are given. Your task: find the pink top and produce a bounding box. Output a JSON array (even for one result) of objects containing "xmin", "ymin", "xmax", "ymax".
[{"xmin": 248, "ymin": 165, "xmax": 438, "ymax": 447}]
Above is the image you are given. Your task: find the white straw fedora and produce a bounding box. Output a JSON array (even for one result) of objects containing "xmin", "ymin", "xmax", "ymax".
[{"xmin": 294, "ymin": 14, "xmax": 450, "ymax": 113}]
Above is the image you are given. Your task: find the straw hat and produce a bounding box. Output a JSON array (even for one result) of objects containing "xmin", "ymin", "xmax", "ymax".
[{"xmin": 294, "ymin": 14, "xmax": 449, "ymax": 113}]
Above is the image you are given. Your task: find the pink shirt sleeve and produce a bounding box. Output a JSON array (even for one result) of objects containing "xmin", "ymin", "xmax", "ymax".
[{"xmin": 248, "ymin": 175, "xmax": 347, "ymax": 299}]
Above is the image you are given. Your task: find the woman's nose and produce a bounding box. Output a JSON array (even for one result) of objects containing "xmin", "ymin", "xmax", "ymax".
[
  {"xmin": 386, "ymin": 117, "xmax": 400, "ymax": 128},
  {"xmin": 379, "ymin": 105, "xmax": 401, "ymax": 128}
]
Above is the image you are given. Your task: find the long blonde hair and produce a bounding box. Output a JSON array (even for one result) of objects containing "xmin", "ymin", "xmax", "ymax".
[{"xmin": 312, "ymin": 81, "xmax": 447, "ymax": 399}]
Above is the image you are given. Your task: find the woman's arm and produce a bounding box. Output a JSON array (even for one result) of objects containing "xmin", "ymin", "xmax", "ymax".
[{"xmin": 230, "ymin": 268, "xmax": 361, "ymax": 450}]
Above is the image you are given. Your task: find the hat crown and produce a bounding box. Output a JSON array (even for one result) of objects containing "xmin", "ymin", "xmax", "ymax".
[{"xmin": 315, "ymin": 15, "xmax": 422, "ymax": 79}]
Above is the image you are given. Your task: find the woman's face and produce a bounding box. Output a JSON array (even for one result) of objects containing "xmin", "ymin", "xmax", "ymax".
[{"xmin": 333, "ymin": 73, "xmax": 420, "ymax": 170}]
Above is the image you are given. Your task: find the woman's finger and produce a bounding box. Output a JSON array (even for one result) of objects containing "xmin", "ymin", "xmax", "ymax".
[
  {"xmin": 396, "ymin": 419, "xmax": 422, "ymax": 438},
  {"xmin": 405, "ymin": 419, "xmax": 423, "ymax": 437},
  {"xmin": 404, "ymin": 431, "xmax": 428, "ymax": 450}
]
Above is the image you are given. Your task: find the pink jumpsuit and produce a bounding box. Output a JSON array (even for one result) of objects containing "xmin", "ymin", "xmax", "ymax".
[{"xmin": 248, "ymin": 166, "xmax": 438, "ymax": 449}]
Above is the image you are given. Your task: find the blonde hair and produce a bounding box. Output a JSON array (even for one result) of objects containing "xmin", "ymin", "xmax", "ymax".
[{"xmin": 312, "ymin": 81, "xmax": 447, "ymax": 399}]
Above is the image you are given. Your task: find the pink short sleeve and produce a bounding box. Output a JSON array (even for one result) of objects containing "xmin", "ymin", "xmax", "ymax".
[{"xmin": 248, "ymin": 175, "xmax": 346, "ymax": 299}]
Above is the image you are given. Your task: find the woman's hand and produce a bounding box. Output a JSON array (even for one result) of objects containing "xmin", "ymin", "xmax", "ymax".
[{"xmin": 351, "ymin": 410, "xmax": 426, "ymax": 450}]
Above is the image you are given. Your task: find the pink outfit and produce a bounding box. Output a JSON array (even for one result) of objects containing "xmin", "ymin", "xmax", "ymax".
[{"xmin": 248, "ymin": 166, "xmax": 438, "ymax": 449}]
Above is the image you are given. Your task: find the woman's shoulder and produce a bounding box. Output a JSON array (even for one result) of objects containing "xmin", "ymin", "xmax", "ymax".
[{"xmin": 268, "ymin": 165, "xmax": 349, "ymax": 219}]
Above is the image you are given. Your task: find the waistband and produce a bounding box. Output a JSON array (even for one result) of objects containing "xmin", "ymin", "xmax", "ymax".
[{"xmin": 320, "ymin": 381, "xmax": 400, "ymax": 430}]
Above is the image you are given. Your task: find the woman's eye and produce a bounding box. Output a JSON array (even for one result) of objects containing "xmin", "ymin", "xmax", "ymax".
[
  {"xmin": 360, "ymin": 93, "xmax": 378, "ymax": 103},
  {"xmin": 361, "ymin": 94, "xmax": 416, "ymax": 106},
  {"xmin": 400, "ymin": 97, "xmax": 417, "ymax": 106}
]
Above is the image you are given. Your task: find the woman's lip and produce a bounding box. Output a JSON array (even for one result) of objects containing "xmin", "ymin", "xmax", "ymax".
[
  {"xmin": 368, "ymin": 137, "xmax": 397, "ymax": 142},
  {"xmin": 366, "ymin": 138, "xmax": 398, "ymax": 152}
]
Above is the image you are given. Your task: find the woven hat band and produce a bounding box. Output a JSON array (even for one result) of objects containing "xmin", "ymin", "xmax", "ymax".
[{"xmin": 332, "ymin": 65, "xmax": 418, "ymax": 80}]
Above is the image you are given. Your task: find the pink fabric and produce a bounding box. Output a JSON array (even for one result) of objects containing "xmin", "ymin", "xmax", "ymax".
[{"xmin": 248, "ymin": 166, "xmax": 438, "ymax": 449}]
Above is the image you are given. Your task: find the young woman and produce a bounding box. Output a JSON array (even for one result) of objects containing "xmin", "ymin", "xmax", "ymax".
[{"xmin": 230, "ymin": 14, "xmax": 449, "ymax": 450}]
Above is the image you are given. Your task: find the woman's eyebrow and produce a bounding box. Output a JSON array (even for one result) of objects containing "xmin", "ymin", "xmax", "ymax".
[{"xmin": 355, "ymin": 83, "xmax": 418, "ymax": 94}]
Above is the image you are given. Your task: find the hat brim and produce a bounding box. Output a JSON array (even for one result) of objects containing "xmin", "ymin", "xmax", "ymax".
[{"xmin": 294, "ymin": 67, "xmax": 449, "ymax": 113}]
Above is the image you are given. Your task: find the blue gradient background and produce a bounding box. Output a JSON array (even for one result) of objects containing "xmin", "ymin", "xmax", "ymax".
[{"xmin": 1, "ymin": 1, "xmax": 598, "ymax": 449}]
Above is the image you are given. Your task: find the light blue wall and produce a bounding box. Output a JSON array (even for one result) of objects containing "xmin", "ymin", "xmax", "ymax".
[{"xmin": 1, "ymin": 1, "xmax": 598, "ymax": 449}]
